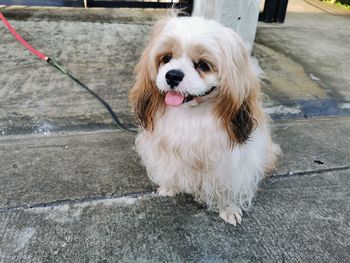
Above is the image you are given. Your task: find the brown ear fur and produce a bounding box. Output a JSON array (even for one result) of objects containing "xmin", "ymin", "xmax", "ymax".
[
  {"xmin": 230, "ymin": 100, "xmax": 255, "ymax": 144},
  {"xmin": 213, "ymin": 27, "xmax": 267, "ymax": 146},
  {"xmin": 215, "ymin": 89, "xmax": 263, "ymax": 146},
  {"xmin": 129, "ymin": 51, "xmax": 164, "ymax": 131},
  {"xmin": 214, "ymin": 58, "xmax": 265, "ymax": 146},
  {"xmin": 129, "ymin": 19, "xmax": 168, "ymax": 131}
]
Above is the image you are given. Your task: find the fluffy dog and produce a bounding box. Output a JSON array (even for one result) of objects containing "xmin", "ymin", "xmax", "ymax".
[{"xmin": 129, "ymin": 15, "xmax": 279, "ymax": 225}]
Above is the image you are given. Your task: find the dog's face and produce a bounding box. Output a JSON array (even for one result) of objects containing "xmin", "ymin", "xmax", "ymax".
[
  {"xmin": 154, "ymin": 18, "xmax": 220, "ymax": 105},
  {"xmin": 130, "ymin": 16, "xmax": 263, "ymax": 144}
]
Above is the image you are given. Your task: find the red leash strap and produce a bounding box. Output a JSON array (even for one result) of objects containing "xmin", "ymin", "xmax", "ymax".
[
  {"xmin": 0, "ymin": 10, "xmax": 136, "ymax": 134},
  {"xmin": 0, "ymin": 11, "xmax": 48, "ymax": 61}
]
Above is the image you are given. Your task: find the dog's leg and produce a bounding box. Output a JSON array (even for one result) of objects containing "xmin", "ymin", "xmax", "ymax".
[
  {"xmin": 219, "ymin": 206, "xmax": 243, "ymax": 226},
  {"xmin": 157, "ymin": 186, "xmax": 179, "ymax": 197}
]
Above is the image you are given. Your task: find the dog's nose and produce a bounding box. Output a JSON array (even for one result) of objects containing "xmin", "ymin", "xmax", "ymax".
[{"xmin": 165, "ymin": 69, "xmax": 184, "ymax": 88}]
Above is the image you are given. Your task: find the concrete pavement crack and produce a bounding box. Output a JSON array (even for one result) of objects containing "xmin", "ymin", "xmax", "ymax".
[
  {"xmin": 0, "ymin": 190, "xmax": 156, "ymax": 214},
  {"xmin": 1, "ymin": 166, "xmax": 349, "ymax": 213},
  {"xmin": 269, "ymin": 165, "xmax": 350, "ymax": 179}
]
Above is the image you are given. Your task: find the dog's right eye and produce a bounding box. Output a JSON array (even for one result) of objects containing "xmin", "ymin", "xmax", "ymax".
[
  {"xmin": 195, "ymin": 60, "xmax": 211, "ymax": 72},
  {"xmin": 161, "ymin": 54, "xmax": 172, "ymax": 64}
]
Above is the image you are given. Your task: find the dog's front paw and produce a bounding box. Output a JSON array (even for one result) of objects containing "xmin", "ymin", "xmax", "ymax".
[
  {"xmin": 219, "ymin": 207, "xmax": 243, "ymax": 226},
  {"xmin": 157, "ymin": 187, "xmax": 178, "ymax": 197}
]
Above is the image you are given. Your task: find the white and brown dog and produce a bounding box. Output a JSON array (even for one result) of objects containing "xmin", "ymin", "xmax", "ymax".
[{"xmin": 129, "ymin": 15, "xmax": 280, "ymax": 225}]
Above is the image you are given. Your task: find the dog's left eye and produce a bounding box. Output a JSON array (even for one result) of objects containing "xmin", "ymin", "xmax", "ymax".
[
  {"xmin": 161, "ymin": 54, "xmax": 172, "ymax": 64},
  {"xmin": 195, "ymin": 60, "xmax": 211, "ymax": 72}
]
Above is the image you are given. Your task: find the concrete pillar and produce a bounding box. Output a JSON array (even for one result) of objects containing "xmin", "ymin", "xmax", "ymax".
[{"xmin": 192, "ymin": 0, "xmax": 260, "ymax": 53}]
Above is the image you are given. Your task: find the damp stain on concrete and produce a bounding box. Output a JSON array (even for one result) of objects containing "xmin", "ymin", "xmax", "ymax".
[{"xmin": 254, "ymin": 43, "xmax": 328, "ymax": 102}]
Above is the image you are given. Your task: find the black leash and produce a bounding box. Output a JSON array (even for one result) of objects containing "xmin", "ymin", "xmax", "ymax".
[
  {"xmin": 47, "ymin": 58, "xmax": 137, "ymax": 134},
  {"xmin": 0, "ymin": 11, "xmax": 136, "ymax": 135}
]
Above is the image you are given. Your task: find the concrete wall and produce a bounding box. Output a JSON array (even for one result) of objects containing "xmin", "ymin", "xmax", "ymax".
[{"xmin": 192, "ymin": 0, "xmax": 260, "ymax": 52}]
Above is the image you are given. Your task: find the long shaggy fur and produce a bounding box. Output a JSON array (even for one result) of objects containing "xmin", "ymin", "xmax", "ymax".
[{"xmin": 129, "ymin": 16, "xmax": 280, "ymax": 225}]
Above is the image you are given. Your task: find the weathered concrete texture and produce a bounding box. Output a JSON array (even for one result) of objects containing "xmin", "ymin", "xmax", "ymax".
[
  {"xmin": 0, "ymin": 8, "xmax": 162, "ymax": 135},
  {"xmin": 272, "ymin": 117, "xmax": 350, "ymax": 175},
  {"xmin": 0, "ymin": 130, "xmax": 153, "ymax": 208},
  {"xmin": 255, "ymin": 0, "xmax": 350, "ymax": 120},
  {"xmin": 256, "ymin": 0, "xmax": 350, "ymax": 103},
  {"xmin": 1, "ymin": 116, "xmax": 349, "ymax": 216},
  {"xmin": 1, "ymin": 2, "xmax": 350, "ymax": 262},
  {"xmin": 1, "ymin": 169, "xmax": 349, "ymax": 262},
  {"xmin": 0, "ymin": 6, "xmax": 166, "ymax": 24},
  {"xmin": 255, "ymin": 43, "xmax": 328, "ymax": 102}
]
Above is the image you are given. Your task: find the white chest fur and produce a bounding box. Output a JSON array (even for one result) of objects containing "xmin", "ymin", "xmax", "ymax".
[{"xmin": 135, "ymin": 103, "xmax": 272, "ymax": 211}]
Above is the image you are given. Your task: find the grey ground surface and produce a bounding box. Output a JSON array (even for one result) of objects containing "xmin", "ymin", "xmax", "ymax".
[{"xmin": 1, "ymin": 0, "xmax": 350, "ymax": 262}]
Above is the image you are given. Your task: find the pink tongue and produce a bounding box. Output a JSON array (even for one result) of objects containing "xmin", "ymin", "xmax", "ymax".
[{"xmin": 165, "ymin": 91, "xmax": 185, "ymax": 106}]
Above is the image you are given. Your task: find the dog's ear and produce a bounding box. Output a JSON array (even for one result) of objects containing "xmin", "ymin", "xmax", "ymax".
[
  {"xmin": 215, "ymin": 92, "xmax": 258, "ymax": 146},
  {"xmin": 213, "ymin": 27, "xmax": 264, "ymax": 146},
  {"xmin": 230, "ymin": 100, "xmax": 254, "ymax": 144},
  {"xmin": 129, "ymin": 49, "xmax": 163, "ymax": 131},
  {"xmin": 129, "ymin": 20, "xmax": 167, "ymax": 131}
]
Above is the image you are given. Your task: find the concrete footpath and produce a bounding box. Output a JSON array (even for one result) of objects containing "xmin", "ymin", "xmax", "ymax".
[{"xmin": 0, "ymin": 0, "xmax": 350, "ymax": 262}]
